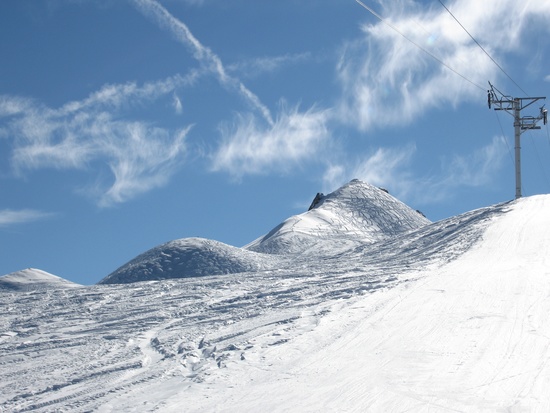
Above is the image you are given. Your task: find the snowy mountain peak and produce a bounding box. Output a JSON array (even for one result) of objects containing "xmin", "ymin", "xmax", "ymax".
[
  {"xmin": 0, "ymin": 268, "xmax": 82, "ymax": 291},
  {"xmin": 245, "ymin": 179, "xmax": 430, "ymax": 254},
  {"xmin": 99, "ymin": 180, "xmax": 430, "ymax": 284}
]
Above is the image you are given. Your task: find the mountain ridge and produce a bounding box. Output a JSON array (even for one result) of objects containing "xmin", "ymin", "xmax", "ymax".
[
  {"xmin": 99, "ymin": 180, "xmax": 430, "ymax": 284},
  {"xmin": 244, "ymin": 179, "xmax": 430, "ymax": 254}
]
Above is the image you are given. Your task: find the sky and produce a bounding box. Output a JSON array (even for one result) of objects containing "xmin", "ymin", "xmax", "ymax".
[{"xmin": 1, "ymin": 0, "xmax": 550, "ymax": 285}]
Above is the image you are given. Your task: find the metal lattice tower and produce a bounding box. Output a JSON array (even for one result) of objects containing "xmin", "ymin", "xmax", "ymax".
[{"xmin": 488, "ymin": 82, "xmax": 547, "ymax": 199}]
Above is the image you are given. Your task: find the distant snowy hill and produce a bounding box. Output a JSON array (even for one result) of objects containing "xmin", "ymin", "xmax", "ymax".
[
  {"xmin": 100, "ymin": 238, "xmax": 280, "ymax": 284},
  {"xmin": 0, "ymin": 268, "xmax": 81, "ymax": 291},
  {"xmin": 2, "ymin": 183, "xmax": 550, "ymax": 412},
  {"xmin": 100, "ymin": 180, "xmax": 430, "ymax": 284},
  {"xmin": 245, "ymin": 179, "xmax": 430, "ymax": 254}
]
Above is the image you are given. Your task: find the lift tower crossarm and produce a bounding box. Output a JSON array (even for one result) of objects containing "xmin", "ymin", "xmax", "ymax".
[{"xmin": 488, "ymin": 82, "xmax": 547, "ymax": 199}]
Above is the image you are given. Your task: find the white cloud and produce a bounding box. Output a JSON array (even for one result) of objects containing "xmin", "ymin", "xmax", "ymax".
[
  {"xmin": 322, "ymin": 144, "xmax": 416, "ymax": 198},
  {"xmin": 211, "ymin": 104, "xmax": 331, "ymax": 178},
  {"xmin": 412, "ymin": 135, "xmax": 508, "ymax": 204},
  {"xmin": 98, "ymin": 124, "xmax": 190, "ymax": 206},
  {"xmin": 228, "ymin": 53, "xmax": 312, "ymax": 78},
  {"xmin": 130, "ymin": 1, "xmax": 341, "ymax": 182},
  {"xmin": 172, "ymin": 93, "xmax": 183, "ymax": 114},
  {"xmin": 322, "ymin": 136, "xmax": 507, "ymax": 205},
  {"xmin": 338, "ymin": 0, "xmax": 550, "ymax": 131},
  {"xmin": 440, "ymin": 135, "xmax": 508, "ymax": 188},
  {"xmin": 3, "ymin": 77, "xmax": 190, "ymax": 207},
  {"xmin": 0, "ymin": 209, "xmax": 54, "ymax": 227},
  {"xmin": 322, "ymin": 164, "xmax": 347, "ymax": 192},
  {"xmin": 350, "ymin": 144, "xmax": 416, "ymax": 197},
  {"xmin": 0, "ymin": 95, "xmax": 34, "ymax": 118},
  {"xmin": 61, "ymin": 75, "xmax": 190, "ymax": 115},
  {"xmin": 131, "ymin": 0, "xmax": 274, "ymax": 126}
]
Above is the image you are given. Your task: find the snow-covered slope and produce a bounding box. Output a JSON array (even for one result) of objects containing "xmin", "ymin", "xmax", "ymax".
[
  {"xmin": 100, "ymin": 238, "xmax": 279, "ymax": 284},
  {"xmin": 183, "ymin": 194, "xmax": 550, "ymax": 413},
  {"xmin": 2, "ymin": 190, "xmax": 549, "ymax": 412},
  {"xmin": 0, "ymin": 268, "xmax": 81, "ymax": 291},
  {"xmin": 245, "ymin": 179, "xmax": 430, "ymax": 254}
]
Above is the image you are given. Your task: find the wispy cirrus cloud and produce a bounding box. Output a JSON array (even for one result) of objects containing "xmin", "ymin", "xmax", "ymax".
[
  {"xmin": 212, "ymin": 103, "xmax": 331, "ymax": 178},
  {"xmin": 61, "ymin": 74, "xmax": 192, "ymax": 114},
  {"xmin": 0, "ymin": 95, "xmax": 34, "ymax": 118},
  {"xmin": 85, "ymin": 117, "xmax": 190, "ymax": 207},
  {"xmin": 172, "ymin": 93, "xmax": 183, "ymax": 114},
  {"xmin": 438, "ymin": 135, "xmax": 508, "ymax": 188},
  {"xmin": 338, "ymin": 0, "xmax": 550, "ymax": 131},
  {"xmin": 0, "ymin": 209, "xmax": 55, "ymax": 227},
  {"xmin": 3, "ymin": 76, "xmax": 190, "ymax": 207},
  {"xmin": 322, "ymin": 136, "xmax": 507, "ymax": 205},
  {"xmin": 132, "ymin": 0, "xmax": 337, "ymax": 180},
  {"xmin": 322, "ymin": 145, "xmax": 417, "ymax": 197},
  {"xmin": 228, "ymin": 52, "xmax": 312, "ymax": 78},
  {"xmin": 412, "ymin": 135, "xmax": 508, "ymax": 204},
  {"xmin": 131, "ymin": 0, "xmax": 274, "ymax": 126}
]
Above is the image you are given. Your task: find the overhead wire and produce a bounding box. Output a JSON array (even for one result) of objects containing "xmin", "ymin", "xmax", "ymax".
[
  {"xmin": 354, "ymin": 0, "xmax": 534, "ymax": 101},
  {"xmin": 437, "ymin": 0, "xmax": 550, "ymax": 193},
  {"xmin": 354, "ymin": 0, "xmax": 548, "ymax": 193},
  {"xmin": 354, "ymin": 0, "xmax": 486, "ymax": 91},
  {"xmin": 437, "ymin": 0, "xmax": 529, "ymax": 96}
]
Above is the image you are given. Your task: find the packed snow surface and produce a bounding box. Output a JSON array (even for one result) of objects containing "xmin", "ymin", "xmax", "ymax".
[{"xmin": 1, "ymin": 180, "xmax": 550, "ymax": 412}]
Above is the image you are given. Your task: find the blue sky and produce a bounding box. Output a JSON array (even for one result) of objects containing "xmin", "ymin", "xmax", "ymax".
[{"xmin": 1, "ymin": 0, "xmax": 550, "ymax": 284}]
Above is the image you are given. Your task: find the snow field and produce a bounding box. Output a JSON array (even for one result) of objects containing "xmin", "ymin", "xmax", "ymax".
[
  {"xmin": 179, "ymin": 196, "xmax": 550, "ymax": 412},
  {"xmin": 1, "ymin": 181, "xmax": 548, "ymax": 412}
]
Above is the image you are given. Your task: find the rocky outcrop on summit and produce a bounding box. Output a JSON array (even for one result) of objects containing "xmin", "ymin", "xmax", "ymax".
[{"xmin": 244, "ymin": 180, "xmax": 430, "ymax": 255}]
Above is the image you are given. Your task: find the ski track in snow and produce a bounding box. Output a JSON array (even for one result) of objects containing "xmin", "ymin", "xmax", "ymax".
[
  {"xmin": 0, "ymin": 196, "xmax": 513, "ymax": 412},
  {"xmin": 182, "ymin": 196, "xmax": 550, "ymax": 413}
]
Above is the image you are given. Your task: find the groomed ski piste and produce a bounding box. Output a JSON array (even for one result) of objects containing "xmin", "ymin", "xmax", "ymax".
[{"xmin": 1, "ymin": 180, "xmax": 549, "ymax": 412}]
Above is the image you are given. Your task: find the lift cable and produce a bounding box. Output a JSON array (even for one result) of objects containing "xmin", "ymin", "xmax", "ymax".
[
  {"xmin": 354, "ymin": 0, "xmax": 485, "ymax": 91},
  {"xmin": 356, "ymin": 0, "xmax": 548, "ymax": 196},
  {"xmin": 438, "ymin": 0, "xmax": 529, "ymax": 96}
]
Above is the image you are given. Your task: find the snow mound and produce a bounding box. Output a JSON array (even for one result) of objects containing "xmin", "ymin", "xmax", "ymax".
[
  {"xmin": 99, "ymin": 237, "xmax": 278, "ymax": 284},
  {"xmin": 0, "ymin": 268, "xmax": 81, "ymax": 291},
  {"xmin": 245, "ymin": 179, "xmax": 430, "ymax": 254}
]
